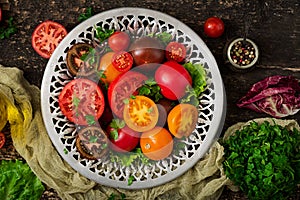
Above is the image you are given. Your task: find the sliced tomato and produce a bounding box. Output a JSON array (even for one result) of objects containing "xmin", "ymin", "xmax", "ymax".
[
  {"xmin": 165, "ymin": 42, "xmax": 186, "ymax": 63},
  {"xmin": 108, "ymin": 71, "xmax": 148, "ymax": 118},
  {"xmin": 167, "ymin": 103, "xmax": 198, "ymax": 138},
  {"xmin": 76, "ymin": 126, "xmax": 108, "ymax": 159},
  {"xmin": 66, "ymin": 43, "xmax": 94, "ymax": 76},
  {"xmin": 0, "ymin": 132, "xmax": 5, "ymax": 149},
  {"xmin": 123, "ymin": 96, "xmax": 159, "ymax": 132},
  {"xmin": 32, "ymin": 20, "xmax": 67, "ymax": 59},
  {"xmin": 112, "ymin": 51, "xmax": 133, "ymax": 72},
  {"xmin": 58, "ymin": 78, "xmax": 105, "ymax": 126}
]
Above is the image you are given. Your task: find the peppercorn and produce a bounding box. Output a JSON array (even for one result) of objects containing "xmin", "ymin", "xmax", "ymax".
[{"xmin": 229, "ymin": 40, "xmax": 256, "ymax": 66}]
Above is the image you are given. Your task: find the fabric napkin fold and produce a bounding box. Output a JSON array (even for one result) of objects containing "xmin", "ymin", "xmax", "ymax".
[{"xmin": 0, "ymin": 64, "xmax": 233, "ymax": 200}]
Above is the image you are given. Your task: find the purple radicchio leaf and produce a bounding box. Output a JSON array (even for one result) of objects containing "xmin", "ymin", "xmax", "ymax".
[{"xmin": 237, "ymin": 75, "xmax": 300, "ymax": 118}]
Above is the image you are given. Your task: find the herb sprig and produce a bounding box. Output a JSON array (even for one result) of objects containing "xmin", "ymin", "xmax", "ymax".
[{"xmin": 0, "ymin": 17, "xmax": 17, "ymax": 39}]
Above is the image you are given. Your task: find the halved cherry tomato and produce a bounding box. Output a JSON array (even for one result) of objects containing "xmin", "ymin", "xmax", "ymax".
[
  {"xmin": 98, "ymin": 52, "xmax": 123, "ymax": 84},
  {"xmin": 203, "ymin": 17, "xmax": 225, "ymax": 38},
  {"xmin": 66, "ymin": 43, "xmax": 94, "ymax": 76},
  {"xmin": 107, "ymin": 119, "xmax": 140, "ymax": 152},
  {"xmin": 0, "ymin": 132, "xmax": 5, "ymax": 148},
  {"xmin": 167, "ymin": 103, "xmax": 198, "ymax": 138},
  {"xmin": 123, "ymin": 96, "xmax": 159, "ymax": 132},
  {"xmin": 165, "ymin": 42, "xmax": 186, "ymax": 63},
  {"xmin": 108, "ymin": 31, "xmax": 130, "ymax": 52},
  {"xmin": 31, "ymin": 20, "xmax": 67, "ymax": 59},
  {"xmin": 108, "ymin": 71, "xmax": 148, "ymax": 118},
  {"xmin": 58, "ymin": 78, "xmax": 105, "ymax": 125},
  {"xmin": 76, "ymin": 126, "xmax": 108, "ymax": 159},
  {"xmin": 140, "ymin": 127, "xmax": 173, "ymax": 160},
  {"xmin": 112, "ymin": 51, "xmax": 133, "ymax": 72}
]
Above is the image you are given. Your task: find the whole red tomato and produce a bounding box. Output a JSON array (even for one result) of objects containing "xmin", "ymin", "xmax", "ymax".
[
  {"xmin": 108, "ymin": 31, "xmax": 130, "ymax": 52},
  {"xmin": 203, "ymin": 17, "xmax": 225, "ymax": 38},
  {"xmin": 107, "ymin": 119, "xmax": 140, "ymax": 152},
  {"xmin": 155, "ymin": 61, "xmax": 192, "ymax": 100}
]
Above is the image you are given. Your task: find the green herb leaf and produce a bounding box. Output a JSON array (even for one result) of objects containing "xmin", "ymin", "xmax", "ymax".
[
  {"xmin": 89, "ymin": 135, "xmax": 98, "ymax": 143},
  {"xmin": 94, "ymin": 26, "xmax": 114, "ymax": 42},
  {"xmin": 128, "ymin": 175, "xmax": 135, "ymax": 186},
  {"xmin": 78, "ymin": 7, "xmax": 93, "ymax": 22},
  {"xmin": 148, "ymin": 32, "xmax": 172, "ymax": 45},
  {"xmin": 138, "ymin": 78, "xmax": 163, "ymax": 102},
  {"xmin": 85, "ymin": 115, "xmax": 96, "ymax": 125},
  {"xmin": 0, "ymin": 17, "xmax": 17, "ymax": 40},
  {"xmin": 110, "ymin": 129, "xmax": 119, "ymax": 140}
]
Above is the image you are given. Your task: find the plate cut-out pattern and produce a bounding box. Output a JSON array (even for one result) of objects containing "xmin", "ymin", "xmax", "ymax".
[{"xmin": 41, "ymin": 8, "xmax": 225, "ymax": 189}]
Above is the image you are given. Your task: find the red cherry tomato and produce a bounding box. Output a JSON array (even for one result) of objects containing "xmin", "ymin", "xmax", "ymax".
[
  {"xmin": 108, "ymin": 31, "xmax": 130, "ymax": 52},
  {"xmin": 32, "ymin": 20, "xmax": 67, "ymax": 59},
  {"xmin": 0, "ymin": 132, "xmax": 5, "ymax": 149},
  {"xmin": 107, "ymin": 120, "xmax": 140, "ymax": 152},
  {"xmin": 203, "ymin": 17, "xmax": 225, "ymax": 38},
  {"xmin": 165, "ymin": 42, "xmax": 186, "ymax": 63},
  {"xmin": 155, "ymin": 61, "xmax": 192, "ymax": 100},
  {"xmin": 112, "ymin": 51, "xmax": 133, "ymax": 72},
  {"xmin": 108, "ymin": 71, "xmax": 148, "ymax": 118},
  {"xmin": 58, "ymin": 78, "xmax": 105, "ymax": 126}
]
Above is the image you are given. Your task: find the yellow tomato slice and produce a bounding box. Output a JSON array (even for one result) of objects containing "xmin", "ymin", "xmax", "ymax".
[
  {"xmin": 123, "ymin": 96, "xmax": 159, "ymax": 132},
  {"xmin": 167, "ymin": 103, "xmax": 198, "ymax": 138}
]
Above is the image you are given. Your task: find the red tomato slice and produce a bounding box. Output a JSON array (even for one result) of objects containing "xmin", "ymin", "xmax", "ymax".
[
  {"xmin": 0, "ymin": 132, "xmax": 5, "ymax": 149},
  {"xmin": 112, "ymin": 51, "xmax": 133, "ymax": 72},
  {"xmin": 108, "ymin": 71, "xmax": 148, "ymax": 119},
  {"xmin": 32, "ymin": 20, "xmax": 67, "ymax": 59},
  {"xmin": 165, "ymin": 42, "xmax": 186, "ymax": 63},
  {"xmin": 58, "ymin": 78, "xmax": 105, "ymax": 126}
]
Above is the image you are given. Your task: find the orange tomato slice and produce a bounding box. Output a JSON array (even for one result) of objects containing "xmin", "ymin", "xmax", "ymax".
[
  {"xmin": 167, "ymin": 103, "xmax": 198, "ymax": 138},
  {"xmin": 123, "ymin": 95, "xmax": 159, "ymax": 132}
]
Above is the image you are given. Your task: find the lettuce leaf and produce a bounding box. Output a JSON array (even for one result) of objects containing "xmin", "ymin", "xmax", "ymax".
[
  {"xmin": 237, "ymin": 75, "xmax": 300, "ymax": 118},
  {"xmin": 0, "ymin": 160, "xmax": 45, "ymax": 200}
]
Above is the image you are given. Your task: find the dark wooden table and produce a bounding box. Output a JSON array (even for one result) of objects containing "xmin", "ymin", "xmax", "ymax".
[{"xmin": 0, "ymin": 0, "xmax": 299, "ymax": 199}]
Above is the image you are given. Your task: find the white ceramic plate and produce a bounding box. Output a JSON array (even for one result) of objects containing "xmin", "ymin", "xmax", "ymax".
[{"xmin": 41, "ymin": 7, "xmax": 226, "ymax": 189}]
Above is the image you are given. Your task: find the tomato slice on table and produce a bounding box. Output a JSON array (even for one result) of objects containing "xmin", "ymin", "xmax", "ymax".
[
  {"xmin": 140, "ymin": 127, "xmax": 174, "ymax": 161},
  {"xmin": 112, "ymin": 51, "xmax": 133, "ymax": 72},
  {"xmin": 123, "ymin": 96, "xmax": 159, "ymax": 132},
  {"xmin": 165, "ymin": 42, "xmax": 186, "ymax": 63},
  {"xmin": 58, "ymin": 78, "xmax": 105, "ymax": 126},
  {"xmin": 0, "ymin": 132, "xmax": 5, "ymax": 149},
  {"xmin": 32, "ymin": 20, "xmax": 67, "ymax": 59},
  {"xmin": 167, "ymin": 103, "xmax": 198, "ymax": 138},
  {"xmin": 108, "ymin": 71, "xmax": 148, "ymax": 119}
]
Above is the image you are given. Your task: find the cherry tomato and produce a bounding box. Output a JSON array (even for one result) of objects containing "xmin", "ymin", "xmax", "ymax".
[
  {"xmin": 112, "ymin": 51, "xmax": 133, "ymax": 72},
  {"xmin": 129, "ymin": 36, "xmax": 165, "ymax": 68},
  {"xmin": 140, "ymin": 127, "xmax": 173, "ymax": 161},
  {"xmin": 107, "ymin": 120, "xmax": 140, "ymax": 152},
  {"xmin": 155, "ymin": 61, "xmax": 192, "ymax": 100},
  {"xmin": 108, "ymin": 71, "xmax": 148, "ymax": 119},
  {"xmin": 31, "ymin": 20, "xmax": 67, "ymax": 59},
  {"xmin": 58, "ymin": 78, "xmax": 105, "ymax": 126},
  {"xmin": 76, "ymin": 126, "xmax": 109, "ymax": 159},
  {"xmin": 165, "ymin": 42, "xmax": 186, "ymax": 63},
  {"xmin": 167, "ymin": 103, "xmax": 198, "ymax": 138},
  {"xmin": 0, "ymin": 132, "xmax": 5, "ymax": 149},
  {"xmin": 108, "ymin": 31, "xmax": 130, "ymax": 52},
  {"xmin": 203, "ymin": 17, "xmax": 225, "ymax": 38},
  {"xmin": 98, "ymin": 52, "xmax": 123, "ymax": 84},
  {"xmin": 66, "ymin": 43, "xmax": 94, "ymax": 76},
  {"xmin": 123, "ymin": 96, "xmax": 159, "ymax": 132}
]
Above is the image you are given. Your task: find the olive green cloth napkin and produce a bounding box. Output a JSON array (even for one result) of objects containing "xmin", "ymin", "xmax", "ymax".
[{"xmin": 0, "ymin": 65, "xmax": 233, "ymax": 200}]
